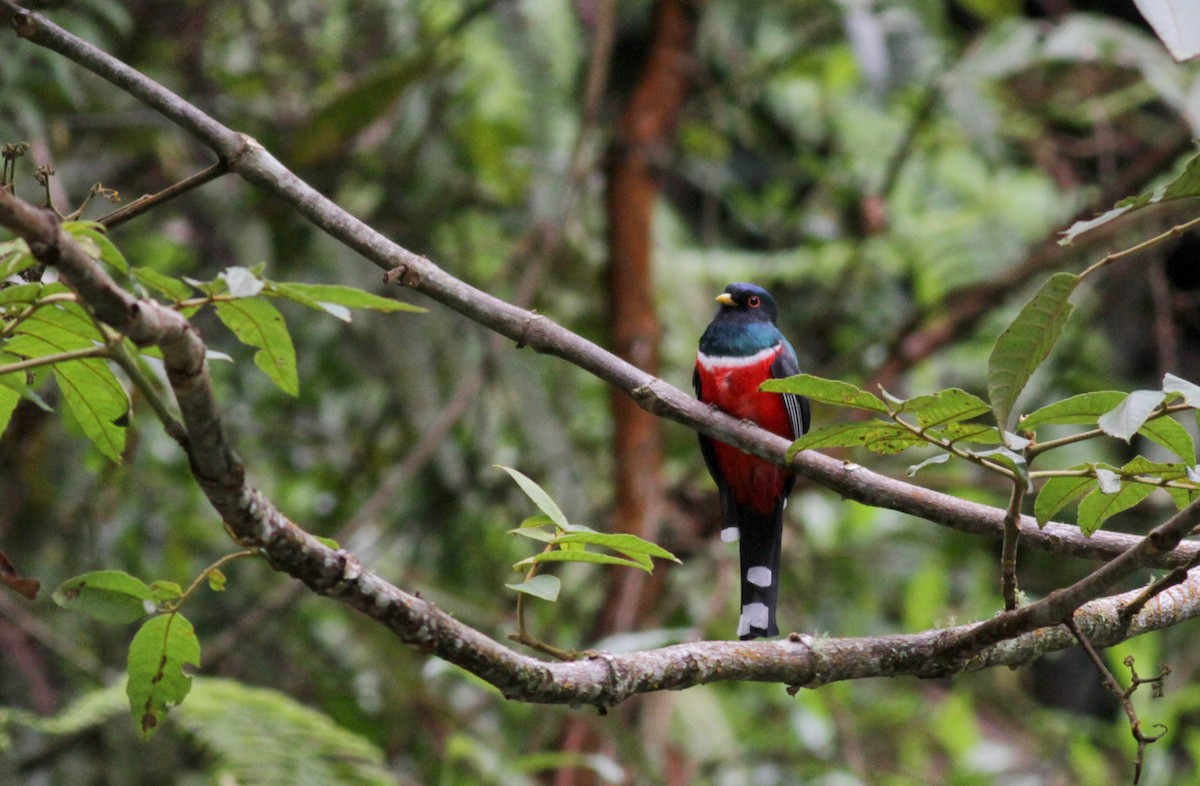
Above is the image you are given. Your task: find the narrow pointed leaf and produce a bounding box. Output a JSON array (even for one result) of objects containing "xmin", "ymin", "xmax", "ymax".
[
  {"xmin": 553, "ymin": 531, "xmax": 680, "ymax": 566},
  {"xmin": 760, "ymin": 374, "xmax": 887, "ymax": 413},
  {"xmin": 496, "ymin": 465, "xmax": 569, "ymax": 530},
  {"xmin": 1098, "ymin": 390, "xmax": 1166, "ymax": 441},
  {"xmin": 52, "ymin": 570, "xmax": 155, "ymax": 623},
  {"xmin": 1034, "ymin": 472, "xmax": 1092, "ymax": 526},
  {"xmin": 1019, "ymin": 391, "xmax": 1127, "ymax": 431},
  {"xmin": 504, "ymin": 575, "xmax": 561, "ymax": 602},
  {"xmin": 514, "ymin": 550, "xmax": 649, "ymax": 572},
  {"xmin": 271, "ymin": 282, "xmax": 424, "ymax": 314},
  {"xmin": 987, "ymin": 273, "xmax": 1078, "ymax": 430},
  {"xmin": 126, "ymin": 613, "xmax": 201, "ymax": 739},
  {"xmin": 213, "ymin": 299, "xmax": 298, "ymax": 396}
]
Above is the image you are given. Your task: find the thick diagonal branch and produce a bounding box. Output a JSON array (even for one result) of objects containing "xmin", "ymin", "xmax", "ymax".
[{"xmin": 2, "ymin": 1, "xmax": 1195, "ymax": 572}]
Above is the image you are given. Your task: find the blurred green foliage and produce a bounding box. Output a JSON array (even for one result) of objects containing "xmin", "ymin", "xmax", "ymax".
[{"xmin": 3, "ymin": 0, "xmax": 1200, "ymax": 784}]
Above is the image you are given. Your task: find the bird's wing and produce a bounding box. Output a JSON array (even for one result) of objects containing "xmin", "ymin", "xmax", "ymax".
[{"xmin": 771, "ymin": 339, "xmax": 810, "ymax": 438}]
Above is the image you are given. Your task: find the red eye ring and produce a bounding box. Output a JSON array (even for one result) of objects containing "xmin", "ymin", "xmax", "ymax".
[{"xmin": 747, "ymin": 295, "xmax": 761, "ymax": 308}]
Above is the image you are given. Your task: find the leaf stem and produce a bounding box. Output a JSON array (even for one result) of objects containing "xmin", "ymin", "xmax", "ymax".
[
  {"xmin": 1025, "ymin": 402, "xmax": 1194, "ymax": 458},
  {"xmin": 174, "ymin": 549, "xmax": 258, "ymax": 609}
]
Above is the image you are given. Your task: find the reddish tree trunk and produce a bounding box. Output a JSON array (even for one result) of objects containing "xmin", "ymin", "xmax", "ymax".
[{"xmin": 552, "ymin": 2, "xmax": 698, "ymax": 785}]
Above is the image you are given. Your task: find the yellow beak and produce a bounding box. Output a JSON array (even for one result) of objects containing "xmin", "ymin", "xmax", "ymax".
[{"xmin": 715, "ymin": 293, "xmax": 735, "ymax": 306}]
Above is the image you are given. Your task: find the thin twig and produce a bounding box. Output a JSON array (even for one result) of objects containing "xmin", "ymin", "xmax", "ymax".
[
  {"xmin": 97, "ymin": 160, "xmax": 229, "ymax": 230},
  {"xmin": 1079, "ymin": 215, "xmax": 1200, "ymax": 282},
  {"xmin": 1066, "ymin": 617, "xmax": 1168, "ymax": 785}
]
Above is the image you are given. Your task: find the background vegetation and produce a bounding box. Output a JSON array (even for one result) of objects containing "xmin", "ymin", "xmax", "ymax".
[{"xmin": 3, "ymin": 0, "xmax": 1200, "ymax": 783}]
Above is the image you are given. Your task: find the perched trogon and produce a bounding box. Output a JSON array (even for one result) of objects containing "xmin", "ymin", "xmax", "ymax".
[{"xmin": 694, "ymin": 283, "xmax": 810, "ymax": 640}]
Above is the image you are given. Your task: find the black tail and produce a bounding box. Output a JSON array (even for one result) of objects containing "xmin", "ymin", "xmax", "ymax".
[{"xmin": 729, "ymin": 498, "xmax": 785, "ymax": 640}]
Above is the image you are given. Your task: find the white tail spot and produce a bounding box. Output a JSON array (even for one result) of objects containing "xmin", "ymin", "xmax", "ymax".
[
  {"xmin": 738, "ymin": 602, "xmax": 770, "ymax": 636},
  {"xmin": 721, "ymin": 527, "xmax": 740, "ymax": 543},
  {"xmin": 746, "ymin": 567, "xmax": 772, "ymax": 587}
]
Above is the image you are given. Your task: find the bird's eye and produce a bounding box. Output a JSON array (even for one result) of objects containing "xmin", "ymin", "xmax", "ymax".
[{"xmin": 747, "ymin": 295, "xmax": 761, "ymax": 308}]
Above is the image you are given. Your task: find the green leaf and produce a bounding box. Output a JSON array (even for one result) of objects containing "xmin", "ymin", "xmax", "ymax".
[
  {"xmin": 896, "ymin": 388, "xmax": 991, "ymax": 429},
  {"xmin": 0, "ymin": 379, "xmax": 18, "ymax": 437},
  {"xmin": 54, "ymin": 358, "xmax": 129, "ymax": 462},
  {"xmin": 270, "ymin": 281, "xmax": 425, "ymax": 318},
  {"xmin": 495, "ymin": 465, "xmax": 570, "ymax": 530},
  {"xmin": 0, "ymin": 238, "xmax": 36, "ymax": 278},
  {"xmin": 1060, "ymin": 151, "xmax": 1200, "ymax": 244},
  {"xmin": 552, "ymin": 532, "xmax": 680, "ymax": 567},
  {"xmin": 1097, "ymin": 390, "xmax": 1167, "ymax": 441},
  {"xmin": 786, "ymin": 421, "xmax": 926, "ymax": 458},
  {"xmin": 987, "ymin": 273, "xmax": 1079, "ymax": 430},
  {"xmin": 1168, "ymin": 485, "xmax": 1200, "ymax": 511},
  {"xmin": 51, "ymin": 570, "xmax": 155, "ymax": 623},
  {"xmin": 266, "ymin": 282, "xmax": 351, "ymax": 322},
  {"xmin": 760, "ymin": 374, "xmax": 887, "ymax": 413},
  {"xmin": 505, "ymin": 574, "xmax": 561, "ymax": 602},
  {"xmin": 314, "ymin": 536, "xmax": 341, "ymax": 549},
  {"xmin": 1138, "ymin": 415, "xmax": 1196, "ymax": 463},
  {"xmin": 148, "ymin": 581, "xmax": 183, "ymax": 603},
  {"xmin": 131, "ymin": 267, "xmax": 194, "ymax": 302},
  {"xmin": 213, "ymin": 299, "xmax": 299, "ymax": 396},
  {"xmin": 514, "ymin": 550, "xmax": 649, "ymax": 572},
  {"xmin": 206, "ymin": 569, "xmax": 227, "ymax": 592},
  {"xmin": 6, "ymin": 302, "xmax": 104, "ymax": 356},
  {"xmin": 1164, "ymin": 373, "xmax": 1200, "ymax": 406},
  {"xmin": 126, "ymin": 613, "xmax": 201, "ymax": 739},
  {"xmin": 64, "ymin": 222, "xmax": 129, "ymax": 273},
  {"xmin": 927, "ymin": 421, "xmax": 1003, "ymax": 445},
  {"xmin": 1019, "ymin": 391, "xmax": 1127, "ymax": 430},
  {"xmin": 1034, "ymin": 471, "xmax": 1092, "ymax": 525},
  {"xmin": 1077, "ymin": 482, "xmax": 1155, "ymax": 536},
  {"xmin": 0, "ymin": 281, "xmax": 44, "ymax": 308}
]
